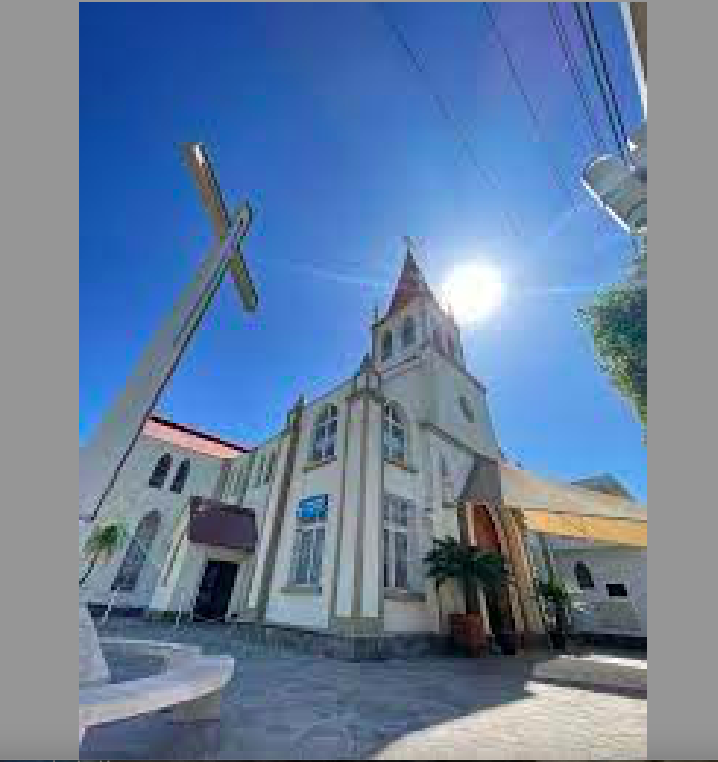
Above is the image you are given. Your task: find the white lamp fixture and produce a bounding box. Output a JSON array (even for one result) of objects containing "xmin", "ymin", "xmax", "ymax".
[{"xmin": 582, "ymin": 123, "xmax": 647, "ymax": 236}]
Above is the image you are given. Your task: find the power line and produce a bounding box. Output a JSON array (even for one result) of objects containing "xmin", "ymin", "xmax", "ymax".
[
  {"xmin": 481, "ymin": 2, "xmax": 577, "ymax": 211},
  {"xmin": 372, "ymin": 2, "xmax": 524, "ymax": 246},
  {"xmin": 572, "ymin": 2, "xmax": 627, "ymax": 160},
  {"xmin": 547, "ymin": 2, "xmax": 606, "ymax": 154},
  {"xmin": 584, "ymin": 2, "xmax": 629, "ymax": 147}
]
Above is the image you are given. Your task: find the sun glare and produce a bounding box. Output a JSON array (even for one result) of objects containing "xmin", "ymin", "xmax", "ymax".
[{"xmin": 440, "ymin": 261, "xmax": 504, "ymax": 326}]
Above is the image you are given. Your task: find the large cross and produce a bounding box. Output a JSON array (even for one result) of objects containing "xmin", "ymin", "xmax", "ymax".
[{"xmin": 79, "ymin": 144, "xmax": 258, "ymax": 525}]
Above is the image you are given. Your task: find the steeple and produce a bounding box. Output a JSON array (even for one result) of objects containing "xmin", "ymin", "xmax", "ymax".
[{"xmin": 384, "ymin": 240, "xmax": 439, "ymax": 320}]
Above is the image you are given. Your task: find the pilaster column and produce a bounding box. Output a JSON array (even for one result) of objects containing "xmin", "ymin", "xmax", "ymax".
[
  {"xmin": 245, "ymin": 396, "xmax": 304, "ymax": 621},
  {"xmin": 331, "ymin": 359, "xmax": 383, "ymax": 635}
]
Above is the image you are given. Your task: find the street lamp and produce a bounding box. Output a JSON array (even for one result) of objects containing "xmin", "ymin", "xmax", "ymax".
[{"xmin": 582, "ymin": 123, "xmax": 647, "ymax": 237}]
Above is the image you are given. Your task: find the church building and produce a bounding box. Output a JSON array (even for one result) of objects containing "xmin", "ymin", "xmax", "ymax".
[{"xmin": 82, "ymin": 249, "xmax": 647, "ymax": 656}]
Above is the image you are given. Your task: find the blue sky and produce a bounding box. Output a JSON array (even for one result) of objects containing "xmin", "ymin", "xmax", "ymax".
[{"xmin": 80, "ymin": 2, "xmax": 646, "ymax": 501}]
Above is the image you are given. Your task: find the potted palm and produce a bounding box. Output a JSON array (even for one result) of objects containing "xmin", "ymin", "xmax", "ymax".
[
  {"xmin": 80, "ymin": 518, "xmax": 128, "ymax": 588},
  {"xmin": 536, "ymin": 569, "xmax": 571, "ymax": 651},
  {"xmin": 424, "ymin": 536, "xmax": 508, "ymax": 656}
]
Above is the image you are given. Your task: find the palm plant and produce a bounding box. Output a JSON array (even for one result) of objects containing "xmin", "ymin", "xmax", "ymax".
[
  {"xmin": 424, "ymin": 536, "xmax": 509, "ymax": 615},
  {"xmin": 536, "ymin": 568, "xmax": 571, "ymax": 639},
  {"xmin": 80, "ymin": 518, "xmax": 128, "ymax": 588}
]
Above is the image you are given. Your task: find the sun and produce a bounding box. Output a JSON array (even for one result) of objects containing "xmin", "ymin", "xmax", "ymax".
[{"xmin": 440, "ymin": 261, "xmax": 504, "ymax": 326}]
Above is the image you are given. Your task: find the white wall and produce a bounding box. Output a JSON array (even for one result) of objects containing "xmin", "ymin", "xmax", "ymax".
[
  {"xmin": 263, "ymin": 382, "xmax": 352, "ymax": 630},
  {"xmin": 384, "ymin": 599, "xmax": 436, "ymax": 633},
  {"xmin": 426, "ymin": 351, "xmax": 500, "ymax": 461},
  {"xmin": 82, "ymin": 433, "xmax": 225, "ymax": 610},
  {"xmin": 550, "ymin": 539, "xmax": 647, "ymax": 637}
]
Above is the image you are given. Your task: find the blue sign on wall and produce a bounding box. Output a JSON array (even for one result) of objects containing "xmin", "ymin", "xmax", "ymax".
[{"xmin": 297, "ymin": 494, "xmax": 328, "ymax": 521}]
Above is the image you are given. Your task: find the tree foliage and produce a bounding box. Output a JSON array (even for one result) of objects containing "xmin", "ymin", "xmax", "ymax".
[
  {"xmin": 424, "ymin": 536, "xmax": 509, "ymax": 595},
  {"xmin": 80, "ymin": 518, "xmax": 128, "ymax": 587},
  {"xmin": 579, "ymin": 241, "xmax": 647, "ymax": 435}
]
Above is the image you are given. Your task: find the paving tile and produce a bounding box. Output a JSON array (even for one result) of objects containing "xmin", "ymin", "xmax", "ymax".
[{"xmin": 83, "ymin": 618, "xmax": 647, "ymax": 760}]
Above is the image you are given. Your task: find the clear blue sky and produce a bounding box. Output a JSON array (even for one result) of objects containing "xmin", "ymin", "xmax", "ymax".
[{"xmin": 80, "ymin": 2, "xmax": 646, "ymax": 501}]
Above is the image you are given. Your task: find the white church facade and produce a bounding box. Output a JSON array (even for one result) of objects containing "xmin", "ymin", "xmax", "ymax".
[{"xmin": 82, "ymin": 251, "xmax": 647, "ymax": 655}]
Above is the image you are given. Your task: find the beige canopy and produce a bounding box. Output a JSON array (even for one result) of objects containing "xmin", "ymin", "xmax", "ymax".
[{"xmin": 500, "ymin": 464, "xmax": 647, "ymax": 548}]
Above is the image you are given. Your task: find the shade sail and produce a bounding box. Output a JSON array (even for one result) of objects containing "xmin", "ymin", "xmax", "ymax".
[{"xmin": 500, "ymin": 463, "xmax": 647, "ymax": 547}]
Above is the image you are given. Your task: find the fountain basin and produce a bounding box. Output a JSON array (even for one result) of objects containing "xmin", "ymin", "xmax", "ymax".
[{"xmin": 79, "ymin": 637, "xmax": 234, "ymax": 745}]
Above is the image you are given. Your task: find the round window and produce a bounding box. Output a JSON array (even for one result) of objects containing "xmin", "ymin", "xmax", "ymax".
[{"xmin": 459, "ymin": 395, "xmax": 474, "ymax": 422}]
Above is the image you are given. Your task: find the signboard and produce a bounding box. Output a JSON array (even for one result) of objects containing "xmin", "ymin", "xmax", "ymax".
[{"xmin": 297, "ymin": 494, "xmax": 328, "ymax": 521}]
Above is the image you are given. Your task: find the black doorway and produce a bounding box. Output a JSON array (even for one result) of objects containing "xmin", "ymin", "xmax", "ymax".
[
  {"xmin": 193, "ymin": 559, "xmax": 239, "ymax": 621},
  {"xmin": 486, "ymin": 583, "xmax": 517, "ymax": 655}
]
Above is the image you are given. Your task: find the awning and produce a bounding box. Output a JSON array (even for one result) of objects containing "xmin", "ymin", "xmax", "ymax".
[
  {"xmin": 500, "ymin": 463, "xmax": 647, "ymax": 548},
  {"xmin": 188, "ymin": 496, "xmax": 257, "ymax": 552}
]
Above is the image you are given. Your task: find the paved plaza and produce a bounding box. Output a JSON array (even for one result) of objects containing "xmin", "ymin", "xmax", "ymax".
[{"xmin": 81, "ymin": 618, "xmax": 647, "ymax": 760}]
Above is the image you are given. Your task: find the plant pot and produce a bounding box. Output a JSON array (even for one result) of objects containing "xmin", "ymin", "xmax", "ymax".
[{"xmin": 450, "ymin": 613, "xmax": 488, "ymax": 656}]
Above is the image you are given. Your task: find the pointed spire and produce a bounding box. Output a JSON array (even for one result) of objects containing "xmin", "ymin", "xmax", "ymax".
[{"xmin": 383, "ymin": 239, "xmax": 437, "ymax": 320}]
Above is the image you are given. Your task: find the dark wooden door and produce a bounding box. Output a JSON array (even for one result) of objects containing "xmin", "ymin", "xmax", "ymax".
[{"xmin": 193, "ymin": 560, "xmax": 239, "ymax": 621}]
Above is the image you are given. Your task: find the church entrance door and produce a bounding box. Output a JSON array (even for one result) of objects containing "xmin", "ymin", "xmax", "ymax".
[
  {"xmin": 193, "ymin": 559, "xmax": 239, "ymax": 621},
  {"xmin": 470, "ymin": 503, "xmax": 518, "ymax": 654}
]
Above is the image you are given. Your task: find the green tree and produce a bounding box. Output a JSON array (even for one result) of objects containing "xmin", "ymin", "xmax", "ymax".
[
  {"xmin": 579, "ymin": 241, "xmax": 647, "ymax": 435},
  {"xmin": 80, "ymin": 518, "xmax": 128, "ymax": 587}
]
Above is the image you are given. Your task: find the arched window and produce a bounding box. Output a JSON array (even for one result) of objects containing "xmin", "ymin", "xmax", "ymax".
[
  {"xmin": 148, "ymin": 453, "xmax": 172, "ymax": 488},
  {"xmin": 381, "ymin": 330, "xmax": 393, "ymax": 361},
  {"xmin": 432, "ymin": 327, "xmax": 442, "ymax": 353},
  {"xmin": 310, "ymin": 404, "xmax": 338, "ymax": 463},
  {"xmin": 112, "ymin": 510, "xmax": 161, "ymax": 592},
  {"xmin": 231, "ymin": 465, "xmax": 243, "ymax": 497},
  {"xmin": 254, "ymin": 455, "xmax": 266, "ymax": 487},
  {"xmin": 383, "ymin": 402, "xmax": 407, "ymax": 464},
  {"xmin": 447, "ymin": 334, "xmax": 456, "ymax": 359},
  {"xmin": 170, "ymin": 459, "xmax": 190, "ymax": 494},
  {"xmin": 575, "ymin": 561, "xmax": 594, "ymax": 590},
  {"xmin": 264, "ymin": 450, "xmax": 277, "ymax": 484},
  {"xmin": 401, "ymin": 315, "xmax": 416, "ymax": 347}
]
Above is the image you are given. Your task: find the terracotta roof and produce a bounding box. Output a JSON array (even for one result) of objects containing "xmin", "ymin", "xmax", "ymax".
[{"xmin": 143, "ymin": 415, "xmax": 251, "ymax": 460}]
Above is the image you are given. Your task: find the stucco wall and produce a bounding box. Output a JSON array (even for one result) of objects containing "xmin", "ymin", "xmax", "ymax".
[
  {"xmin": 384, "ymin": 599, "xmax": 436, "ymax": 633},
  {"xmin": 426, "ymin": 351, "xmax": 500, "ymax": 461},
  {"xmin": 263, "ymin": 382, "xmax": 352, "ymax": 630},
  {"xmin": 550, "ymin": 540, "xmax": 647, "ymax": 637},
  {"xmin": 82, "ymin": 432, "xmax": 225, "ymax": 610}
]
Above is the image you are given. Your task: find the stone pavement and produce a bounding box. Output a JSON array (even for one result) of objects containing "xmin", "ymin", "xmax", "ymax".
[{"xmin": 81, "ymin": 618, "xmax": 647, "ymax": 760}]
